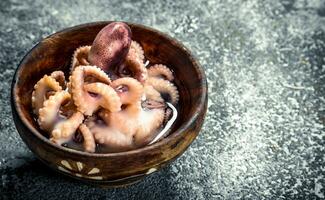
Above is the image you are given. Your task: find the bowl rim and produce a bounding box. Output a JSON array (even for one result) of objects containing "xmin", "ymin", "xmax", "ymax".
[{"xmin": 11, "ymin": 21, "xmax": 207, "ymax": 158}]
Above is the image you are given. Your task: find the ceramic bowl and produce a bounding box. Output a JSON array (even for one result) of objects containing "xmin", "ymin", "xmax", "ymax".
[{"xmin": 11, "ymin": 21, "xmax": 207, "ymax": 186}]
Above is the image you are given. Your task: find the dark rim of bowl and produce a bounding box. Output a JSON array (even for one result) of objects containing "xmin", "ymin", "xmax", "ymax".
[{"xmin": 11, "ymin": 21, "xmax": 207, "ymax": 158}]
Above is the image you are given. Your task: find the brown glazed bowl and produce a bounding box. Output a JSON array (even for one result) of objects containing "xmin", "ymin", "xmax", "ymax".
[{"xmin": 11, "ymin": 21, "xmax": 207, "ymax": 187}]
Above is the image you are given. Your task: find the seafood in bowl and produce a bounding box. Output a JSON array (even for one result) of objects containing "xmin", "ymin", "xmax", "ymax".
[
  {"xmin": 31, "ymin": 22, "xmax": 180, "ymax": 153},
  {"xmin": 11, "ymin": 21, "xmax": 207, "ymax": 185}
]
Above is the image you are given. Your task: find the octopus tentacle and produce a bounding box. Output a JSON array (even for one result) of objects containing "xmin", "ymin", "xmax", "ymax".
[
  {"xmin": 95, "ymin": 110, "xmax": 136, "ymax": 148},
  {"xmin": 98, "ymin": 90, "xmax": 165, "ymax": 149},
  {"xmin": 92, "ymin": 126, "xmax": 134, "ymax": 152},
  {"xmin": 78, "ymin": 124, "xmax": 96, "ymax": 153},
  {"xmin": 83, "ymin": 82, "xmax": 122, "ymax": 113},
  {"xmin": 129, "ymin": 41, "xmax": 144, "ymax": 62},
  {"xmin": 50, "ymin": 71, "xmax": 66, "ymax": 89},
  {"xmin": 148, "ymin": 64, "xmax": 174, "ymax": 81},
  {"xmin": 99, "ymin": 107, "xmax": 165, "ymax": 147},
  {"xmin": 51, "ymin": 111, "xmax": 84, "ymax": 145},
  {"xmin": 98, "ymin": 109, "xmax": 137, "ymax": 135},
  {"xmin": 38, "ymin": 91, "xmax": 71, "ymax": 131},
  {"xmin": 111, "ymin": 77, "xmax": 144, "ymax": 106},
  {"xmin": 147, "ymin": 77, "xmax": 179, "ymax": 105},
  {"xmin": 134, "ymin": 108, "xmax": 165, "ymax": 146},
  {"xmin": 70, "ymin": 65, "xmax": 111, "ymax": 115},
  {"xmin": 71, "ymin": 46, "xmax": 91, "ymax": 72},
  {"xmin": 82, "ymin": 65, "xmax": 112, "ymax": 84},
  {"xmin": 118, "ymin": 53, "xmax": 147, "ymax": 83},
  {"xmin": 32, "ymin": 75, "xmax": 62, "ymax": 115},
  {"xmin": 82, "ymin": 75, "xmax": 168, "ymax": 151},
  {"xmin": 143, "ymin": 85, "xmax": 164, "ymax": 102}
]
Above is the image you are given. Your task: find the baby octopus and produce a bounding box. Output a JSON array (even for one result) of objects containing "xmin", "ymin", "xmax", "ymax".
[
  {"xmin": 32, "ymin": 71, "xmax": 84, "ymax": 145},
  {"xmin": 85, "ymin": 77, "xmax": 166, "ymax": 152},
  {"xmin": 31, "ymin": 22, "xmax": 180, "ymax": 153}
]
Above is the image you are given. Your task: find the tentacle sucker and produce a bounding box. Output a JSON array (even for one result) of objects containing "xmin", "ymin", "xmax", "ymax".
[
  {"xmin": 50, "ymin": 71, "xmax": 66, "ymax": 89},
  {"xmin": 129, "ymin": 41, "xmax": 144, "ymax": 63},
  {"xmin": 148, "ymin": 64, "xmax": 174, "ymax": 81},
  {"xmin": 71, "ymin": 46, "xmax": 91, "ymax": 72}
]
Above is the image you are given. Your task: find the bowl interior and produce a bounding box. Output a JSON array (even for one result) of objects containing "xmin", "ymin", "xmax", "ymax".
[{"xmin": 13, "ymin": 22, "xmax": 206, "ymax": 154}]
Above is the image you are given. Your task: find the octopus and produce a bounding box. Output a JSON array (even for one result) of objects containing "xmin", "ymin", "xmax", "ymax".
[
  {"xmin": 31, "ymin": 22, "xmax": 180, "ymax": 153},
  {"xmin": 33, "ymin": 72, "xmax": 84, "ymax": 145}
]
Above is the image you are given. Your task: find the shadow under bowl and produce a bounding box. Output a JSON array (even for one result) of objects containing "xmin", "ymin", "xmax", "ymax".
[{"xmin": 11, "ymin": 21, "xmax": 208, "ymax": 187}]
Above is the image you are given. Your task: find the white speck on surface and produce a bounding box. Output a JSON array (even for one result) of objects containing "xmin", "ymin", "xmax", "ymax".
[
  {"xmin": 146, "ymin": 168, "xmax": 157, "ymax": 175},
  {"xmin": 314, "ymin": 176, "xmax": 325, "ymax": 198}
]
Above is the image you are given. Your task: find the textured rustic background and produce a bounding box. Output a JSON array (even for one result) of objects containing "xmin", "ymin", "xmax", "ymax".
[{"xmin": 0, "ymin": 0, "xmax": 324, "ymax": 199}]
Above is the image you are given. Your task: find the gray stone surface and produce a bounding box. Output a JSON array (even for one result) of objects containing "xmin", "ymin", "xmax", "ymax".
[{"xmin": 0, "ymin": 0, "xmax": 324, "ymax": 199}]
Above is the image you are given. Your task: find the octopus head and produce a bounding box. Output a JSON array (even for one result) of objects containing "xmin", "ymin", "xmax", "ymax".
[{"xmin": 88, "ymin": 22, "xmax": 132, "ymax": 75}]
